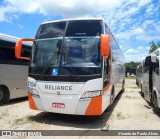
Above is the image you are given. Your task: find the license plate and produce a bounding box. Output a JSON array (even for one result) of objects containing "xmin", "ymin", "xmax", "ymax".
[{"xmin": 52, "ymin": 103, "xmax": 65, "ymax": 108}]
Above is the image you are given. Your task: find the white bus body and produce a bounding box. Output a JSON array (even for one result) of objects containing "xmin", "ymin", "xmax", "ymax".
[
  {"xmin": 141, "ymin": 48, "xmax": 160, "ymax": 112},
  {"xmin": 0, "ymin": 33, "xmax": 32, "ymax": 104},
  {"xmin": 15, "ymin": 19, "xmax": 125, "ymax": 115},
  {"xmin": 136, "ymin": 63, "xmax": 143, "ymax": 87}
]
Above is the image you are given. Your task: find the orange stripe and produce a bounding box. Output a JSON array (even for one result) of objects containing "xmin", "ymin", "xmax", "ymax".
[
  {"xmin": 85, "ymin": 96, "xmax": 102, "ymax": 116},
  {"xmin": 102, "ymin": 83, "xmax": 110, "ymax": 94},
  {"xmin": 28, "ymin": 93, "xmax": 38, "ymax": 110}
]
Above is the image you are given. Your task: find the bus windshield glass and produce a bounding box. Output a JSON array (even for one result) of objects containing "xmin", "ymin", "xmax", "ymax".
[{"xmin": 29, "ymin": 20, "xmax": 102, "ymax": 76}]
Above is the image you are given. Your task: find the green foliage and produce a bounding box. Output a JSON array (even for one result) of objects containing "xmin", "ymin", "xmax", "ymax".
[
  {"xmin": 125, "ymin": 61, "xmax": 140, "ymax": 68},
  {"xmin": 149, "ymin": 41, "xmax": 160, "ymax": 54},
  {"xmin": 157, "ymin": 41, "xmax": 160, "ymax": 47}
]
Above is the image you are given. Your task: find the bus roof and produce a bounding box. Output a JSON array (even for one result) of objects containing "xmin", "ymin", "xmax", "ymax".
[
  {"xmin": 0, "ymin": 33, "xmax": 32, "ymax": 46},
  {"xmin": 41, "ymin": 18, "xmax": 105, "ymax": 25},
  {"xmin": 0, "ymin": 33, "xmax": 19, "ymax": 43},
  {"xmin": 151, "ymin": 48, "xmax": 160, "ymax": 56}
]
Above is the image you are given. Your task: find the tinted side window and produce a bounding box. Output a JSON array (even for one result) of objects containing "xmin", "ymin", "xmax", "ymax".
[
  {"xmin": 0, "ymin": 41, "xmax": 30, "ymax": 65},
  {"xmin": 21, "ymin": 44, "xmax": 31, "ymax": 58},
  {"xmin": 104, "ymin": 59, "xmax": 110, "ymax": 86},
  {"xmin": 111, "ymin": 34, "xmax": 124, "ymax": 64},
  {"xmin": 143, "ymin": 56, "xmax": 151, "ymax": 73},
  {"xmin": 105, "ymin": 24, "xmax": 108, "ymax": 34},
  {"xmin": 155, "ymin": 59, "xmax": 159, "ymax": 75}
]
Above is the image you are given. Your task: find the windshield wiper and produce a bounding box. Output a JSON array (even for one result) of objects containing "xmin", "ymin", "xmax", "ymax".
[
  {"xmin": 40, "ymin": 50, "xmax": 60, "ymax": 79},
  {"xmin": 63, "ymin": 47, "xmax": 79, "ymax": 80}
]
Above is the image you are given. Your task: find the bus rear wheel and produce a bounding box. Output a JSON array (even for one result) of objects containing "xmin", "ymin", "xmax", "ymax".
[
  {"xmin": 152, "ymin": 92, "xmax": 160, "ymax": 113},
  {"xmin": 122, "ymin": 80, "xmax": 125, "ymax": 92},
  {"xmin": 0, "ymin": 86, "xmax": 10, "ymax": 104},
  {"xmin": 140, "ymin": 84, "xmax": 144, "ymax": 97},
  {"xmin": 111, "ymin": 88, "xmax": 115, "ymax": 104},
  {"xmin": 107, "ymin": 88, "xmax": 115, "ymax": 112}
]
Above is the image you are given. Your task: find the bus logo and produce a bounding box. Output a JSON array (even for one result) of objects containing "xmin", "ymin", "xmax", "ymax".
[
  {"xmin": 52, "ymin": 68, "xmax": 58, "ymax": 76},
  {"xmin": 57, "ymin": 91, "xmax": 61, "ymax": 95}
]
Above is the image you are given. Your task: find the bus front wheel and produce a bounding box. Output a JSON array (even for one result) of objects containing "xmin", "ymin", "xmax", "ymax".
[{"xmin": 0, "ymin": 86, "xmax": 10, "ymax": 104}]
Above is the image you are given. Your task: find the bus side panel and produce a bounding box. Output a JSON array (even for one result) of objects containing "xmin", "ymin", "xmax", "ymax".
[
  {"xmin": 153, "ymin": 74, "xmax": 160, "ymax": 107},
  {"xmin": 101, "ymin": 85, "xmax": 112, "ymax": 112},
  {"xmin": 112, "ymin": 64, "xmax": 124, "ymax": 97},
  {"xmin": 142, "ymin": 72, "xmax": 150, "ymax": 102},
  {"xmin": 0, "ymin": 64, "xmax": 28, "ymax": 99}
]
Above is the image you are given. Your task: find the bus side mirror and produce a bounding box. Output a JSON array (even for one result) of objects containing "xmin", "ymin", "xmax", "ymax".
[
  {"xmin": 15, "ymin": 38, "xmax": 34, "ymax": 61},
  {"xmin": 100, "ymin": 34, "xmax": 109, "ymax": 60},
  {"xmin": 151, "ymin": 54, "xmax": 156, "ymax": 63}
]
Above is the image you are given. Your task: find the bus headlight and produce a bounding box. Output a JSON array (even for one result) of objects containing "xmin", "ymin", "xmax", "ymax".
[
  {"xmin": 28, "ymin": 87, "xmax": 39, "ymax": 97},
  {"xmin": 80, "ymin": 91, "xmax": 101, "ymax": 99}
]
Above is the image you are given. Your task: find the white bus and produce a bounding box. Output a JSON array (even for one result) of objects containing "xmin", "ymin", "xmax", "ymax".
[
  {"xmin": 136, "ymin": 63, "xmax": 143, "ymax": 87},
  {"xmin": 0, "ymin": 33, "xmax": 32, "ymax": 104},
  {"xmin": 141, "ymin": 48, "xmax": 160, "ymax": 113},
  {"xmin": 15, "ymin": 18, "xmax": 125, "ymax": 115}
]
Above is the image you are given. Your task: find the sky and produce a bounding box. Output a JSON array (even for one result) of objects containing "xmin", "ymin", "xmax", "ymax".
[{"xmin": 0, "ymin": 0, "xmax": 160, "ymax": 62}]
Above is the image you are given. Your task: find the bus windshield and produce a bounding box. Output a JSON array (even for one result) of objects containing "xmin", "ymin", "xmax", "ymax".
[{"xmin": 29, "ymin": 20, "xmax": 102, "ymax": 76}]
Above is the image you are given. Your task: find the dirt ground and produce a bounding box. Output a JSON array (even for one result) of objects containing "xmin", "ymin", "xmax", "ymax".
[{"xmin": 0, "ymin": 79, "xmax": 160, "ymax": 138}]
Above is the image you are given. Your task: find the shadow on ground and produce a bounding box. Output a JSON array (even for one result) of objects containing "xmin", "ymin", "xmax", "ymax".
[
  {"xmin": 138, "ymin": 91, "xmax": 160, "ymax": 117},
  {"xmin": 0, "ymin": 97, "xmax": 27, "ymax": 107},
  {"xmin": 28, "ymin": 91, "xmax": 124, "ymax": 129}
]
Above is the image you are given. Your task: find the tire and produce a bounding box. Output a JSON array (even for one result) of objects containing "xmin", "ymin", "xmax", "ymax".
[
  {"xmin": 140, "ymin": 84, "xmax": 144, "ymax": 98},
  {"xmin": 152, "ymin": 92, "xmax": 160, "ymax": 113},
  {"xmin": 111, "ymin": 88, "xmax": 115, "ymax": 104},
  {"xmin": 122, "ymin": 80, "xmax": 125, "ymax": 93},
  {"xmin": 107, "ymin": 89, "xmax": 115, "ymax": 112},
  {"xmin": 0, "ymin": 86, "xmax": 10, "ymax": 104}
]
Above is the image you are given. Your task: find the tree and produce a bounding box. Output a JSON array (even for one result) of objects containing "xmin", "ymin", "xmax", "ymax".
[
  {"xmin": 125, "ymin": 61, "xmax": 140, "ymax": 68},
  {"xmin": 149, "ymin": 41, "xmax": 157, "ymax": 54},
  {"xmin": 157, "ymin": 41, "xmax": 160, "ymax": 47}
]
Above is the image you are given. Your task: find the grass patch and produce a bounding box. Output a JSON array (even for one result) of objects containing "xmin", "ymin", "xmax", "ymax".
[
  {"xmin": 145, "ymin": 112, "xmax": 148, "ymax": 119},
  {"xmin": 14, "ymin": 118, "xmax": 23, "ymax": 124},
  {"xmin": 117, "ymin": 112, "xmax": 122, "ymax": 117},
  {"xmin": 125, "ymin": 95, "xmax": 132, "ymax": 98},
  {"xmin": 117, "ymin": 112, "xmax": 125, "ymax": 120},
  {"xmin": 1, "ymin": 110, "xmax": 9, "ymax": 117},
  {"xmin": 125, "ymin": 95, "xmax": 137, "ymax": 99},
  {"xmin": 125, "ymin": 77, "xmax": 136, "ymax": 79},
  {"xmin": 13, "ymin": 116, "xmax": 34, "ymax": 126},
  {"xmin": 26, "ymin": 116, "xmax": 34, "ymax": 123}
]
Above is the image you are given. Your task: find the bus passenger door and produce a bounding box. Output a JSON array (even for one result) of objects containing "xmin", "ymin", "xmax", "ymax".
[
  {"xmin": 104, "ymin": 59, "xmax": 110, "ymax": 87},
  {"xmin": 143, "ymin": 73, "xmax": 150, "ymax": 101},
  {"xmin": 143, "ymin": 56, "xmax": 152, "ymax": 102}
]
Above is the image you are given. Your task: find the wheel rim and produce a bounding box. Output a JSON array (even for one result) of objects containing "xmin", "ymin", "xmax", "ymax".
[
  {"xmin": 111, "ymin": 92, "xmax": 114, "ymax": 103},
  {"xmin": 0, "ymin": 88, "xmax": 3, "ymax": 100}
]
